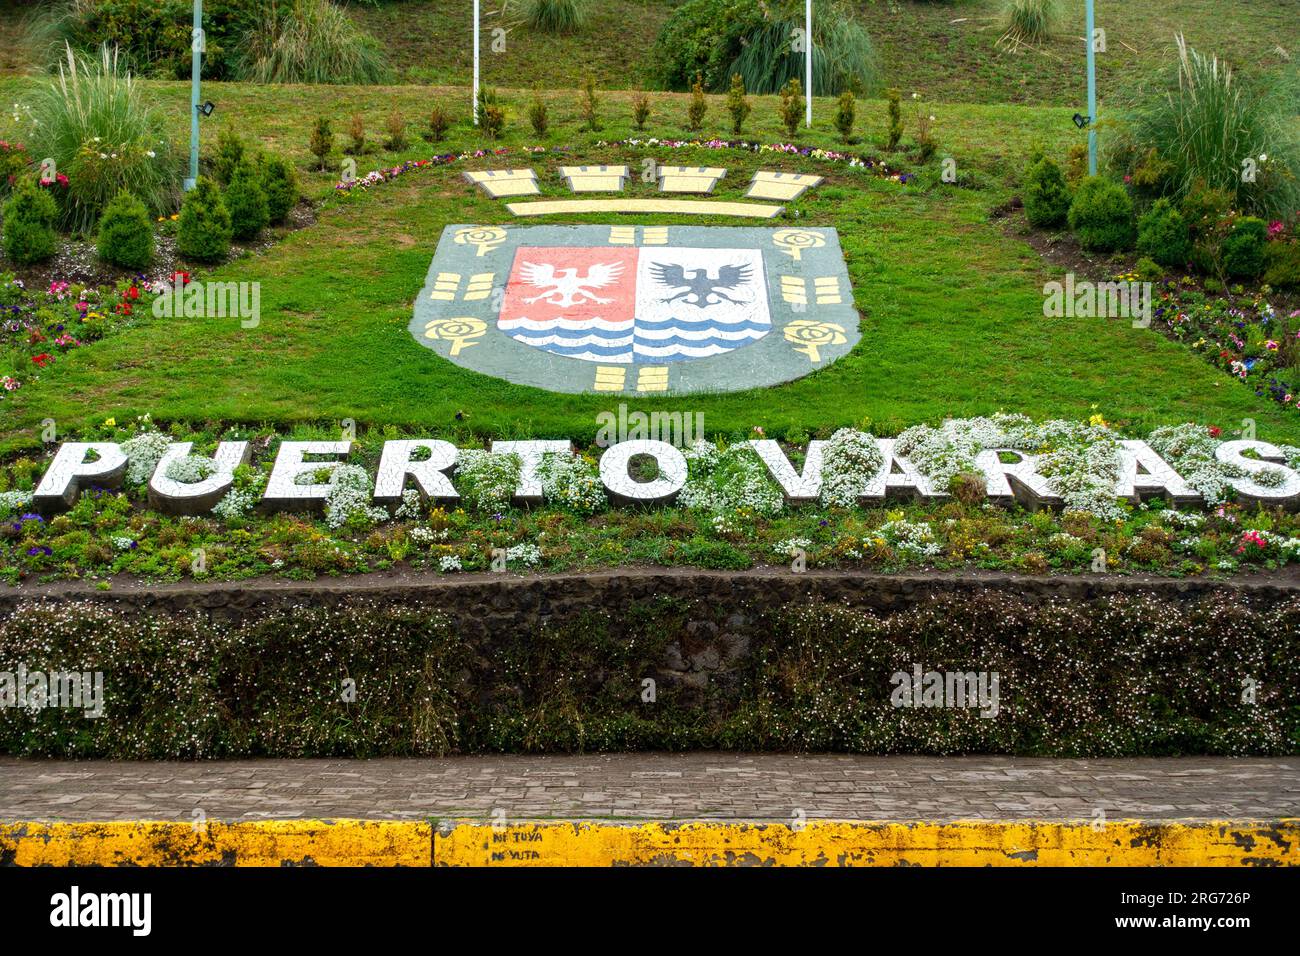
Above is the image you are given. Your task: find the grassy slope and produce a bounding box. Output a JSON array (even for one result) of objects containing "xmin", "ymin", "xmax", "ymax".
[
  {"xmin": 0, "ymin": 76, "xmax": 1296, "ymax": 450},
  {"xmin": 860, "ymin": 0, "xmax": 1297, "ymax": 105},
  {"xmin": 346, "ymin": 0, "xmax": 1296, "ymax": 104}
]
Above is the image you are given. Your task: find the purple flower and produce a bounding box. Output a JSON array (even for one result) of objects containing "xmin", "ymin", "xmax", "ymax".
[{"xmin": 26, "ymin": 545, "xmax": 51, "ymax": 557}]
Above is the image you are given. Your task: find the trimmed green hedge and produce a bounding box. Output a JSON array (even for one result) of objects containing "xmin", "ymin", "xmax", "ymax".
[{"xmin": 2, "ymin": 589, "xmax": 1296, "ymax": 758}]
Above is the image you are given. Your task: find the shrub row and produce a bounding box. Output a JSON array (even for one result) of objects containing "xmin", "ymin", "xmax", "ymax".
[
  {"xmin": 1023, "ymin": 154, "xmax": 1300, "ymax": 286},
  {"xmin": 2, "ymin": 589, "xmax": 1296, "ymax": 758}
]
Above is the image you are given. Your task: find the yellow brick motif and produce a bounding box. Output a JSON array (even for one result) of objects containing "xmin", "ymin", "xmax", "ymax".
[
  {"xmin": 429, "ymin": 272, "xmax": 460, "ymax": 301},
  {"xmin": 814, "ymin": 276, "xmax": 841, "ymax": 305},
  {"xmin": 780, "ymin": 276, "xmax": 808, "ymax": 305},
  {"xmin": 636, "ymin": 367, "xmax": 669, "ymax": 392},
  {"xmin": 464, "ymin": 273, "xmax": 495, "ymax": 301},
  {"xmin": 593, "ymin": 366, "xmax": 627, "ymax": 391}
]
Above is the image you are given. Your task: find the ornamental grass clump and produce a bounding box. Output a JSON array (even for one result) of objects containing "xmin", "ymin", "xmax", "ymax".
[
  {"xmin": 537, "ymin": 453, "xmax": 606, "ymax": 515},
  {"xmin": 1114, "ymin": 35, "xmax": 1300, "ymax": 217},
  {"xmin": 31, "ymin": 44, "xmax": 180, "ymax": 233},
  {"xmin": 96, "ymin": 188, "xmax": 153, "ymax": 269},
  {"xmin": 730, "ymin": 0, "xmax": 879, "ymax": 96},
  {"xmin": 526, "ymin": 0, "xmax": 586, "ymax": 33},
  {"xmin": 999, "ymin": 0, "xmax": 1060, "ymax": 47},
  {"xmin": 680, "ymin": 440, "xmax": 783, "ymax": 516},
  {"xmin": 233, "ymin": 0, "xmax": 390, "ymax": 85},
  {"xmin": 454, "ymin": 450, "xmax": 522, "ymax": 512}
]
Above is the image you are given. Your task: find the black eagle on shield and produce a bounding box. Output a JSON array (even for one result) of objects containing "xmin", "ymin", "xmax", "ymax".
[{"xmin": 651, "ymin": 262, "xmax": 752, "ymax": 309}]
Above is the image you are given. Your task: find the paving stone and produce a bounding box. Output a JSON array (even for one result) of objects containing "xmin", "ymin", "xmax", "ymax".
[{"xmin": 1, "ymin": 755, "xmax": 1296, "ymax": 823}]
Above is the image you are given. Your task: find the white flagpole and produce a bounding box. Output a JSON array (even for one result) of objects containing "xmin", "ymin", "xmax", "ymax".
[
  {"xmin": 473, "ymin": 0, "xmax": 480, "ymax": 125},
  {"xmin": 805, "ymin": 0, "xmax": 812, "ymax": 127}
]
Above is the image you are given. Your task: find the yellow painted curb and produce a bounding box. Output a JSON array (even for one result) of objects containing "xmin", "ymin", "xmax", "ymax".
[
  {"xmin": 1, "ymin": 820, "xmax": 1294, "ymax": 867},
  {"xmin": 434, "ymin": 820, "xmax": 1299, "ymax": 867},
  {"xmin": 0, "ymin": 820, "xmax": 431, "ymax": 867}
]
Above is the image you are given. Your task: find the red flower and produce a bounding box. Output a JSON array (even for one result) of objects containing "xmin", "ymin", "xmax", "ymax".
[
  {"xmin": 125, "ymin": 285, "xmax": 140, "ymax": 300},
  {"xmin": 1208, "ymin": 425, "xmax": 1222, "ymax": 438},
  {"xmin": 31, "ymin": 353, "xmax": 52, "ymax": 367},
  {"xmin": 170, "ymin": 271, "xmax": 191, "ymax": 286}
]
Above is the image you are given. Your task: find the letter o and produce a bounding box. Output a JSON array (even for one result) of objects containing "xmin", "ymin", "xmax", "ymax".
[{"xmin": 599, "ymin": 440, "xmax": 688, "ymax": 503}]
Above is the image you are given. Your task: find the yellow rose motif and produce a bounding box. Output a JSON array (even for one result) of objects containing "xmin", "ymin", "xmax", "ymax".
[
  {"xmin": 784, "ymin": 319, "xmax": 847, "ymax": 362},
  {"xmin": 424, "ymin": 317, "xmax": 487, "ymax": 356},
  {"xmin": 773, "ymin": 229, "xmax": 826, "ymax": 261},
  {"xmin": 454, "ymin": 226, "xmax": 507, "ymax": 256}
]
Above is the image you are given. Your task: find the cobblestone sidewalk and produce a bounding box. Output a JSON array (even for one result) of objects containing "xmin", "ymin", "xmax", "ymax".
[{"xmin": 2, "ymin": 754, "xmax": 1297, "ymax": 823}]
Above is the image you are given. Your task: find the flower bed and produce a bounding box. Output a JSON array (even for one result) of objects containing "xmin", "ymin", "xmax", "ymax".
[
  {"xmin": 1153, "ymin": 279, "xmax": 1300, "ymax": 411},
  {"xmin": 6, "ymin": 415, "xmax": 1300, "ymax": 584},
  {"xmin": 331, "ymin": 139, "xmax": 912, "ymax": 194},
  {"xmin": 0, "ymin": 273, "xmax": 160, "ymax": 398}
]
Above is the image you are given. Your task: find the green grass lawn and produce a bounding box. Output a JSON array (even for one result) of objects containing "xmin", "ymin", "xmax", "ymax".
[{"xmin": 1, "ymin": 74, "xmax": 1297, "ymax": 452}]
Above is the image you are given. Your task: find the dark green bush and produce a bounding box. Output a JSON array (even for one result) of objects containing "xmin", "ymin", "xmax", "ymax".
[
  {"xmin": 1, "ymin": 180, "xmax": 59, "ymax": 265},
  {"xmin": 95, "ymin": 188, "xmax": 154, "ymax": 269},
  {"xmin": 1220, "ymin": 216, "xmax": 1268, "ymax": 278},
  {"xmin": 651, "ymin": 0, "xmax": 766, "ymax": 92},
  {"xmin": 225, "ymin": 158, "xmax": 268, "ymax": 241},
  {"xmin": 259, "ymin": 153, "xmax": 298, "ymax": 225},
  {"xmin": 1136, "ymin": 198, "xmax": 1191, "ymax": 269},
  {"xmin": 211, "ymin": 127, "xmax": 245, "ymax": 185},
  {"xmin": 1067, "ymin": 176, "xmax": 1135, "ymax": 252},
  {"xmin": 176, "ymin": 175, "xmax": 231, "ymax": 262},
  {"xmin": 1022, "ymin": 156, "xmax": 1071, "ymax": 228},
  {"xmin": 1263, "ymin": 242, "xmax": 1300, "ymax": 289}
]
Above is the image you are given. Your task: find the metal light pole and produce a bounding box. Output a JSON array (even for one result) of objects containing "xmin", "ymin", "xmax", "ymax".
[
  {"xmin": 473, "ymin": 0, "xmax": 480, "ymax": 125},
  {"xmin": 804, "ymin": 0, "xmax": 813, "ymax": 127},
  {"xmin": 1085, "ymin": 0, "xmax": 1097, "ymax": 175},
  {"xmin": 186, "ymin": 0, "xmax": 202, "ymax": 190}
]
